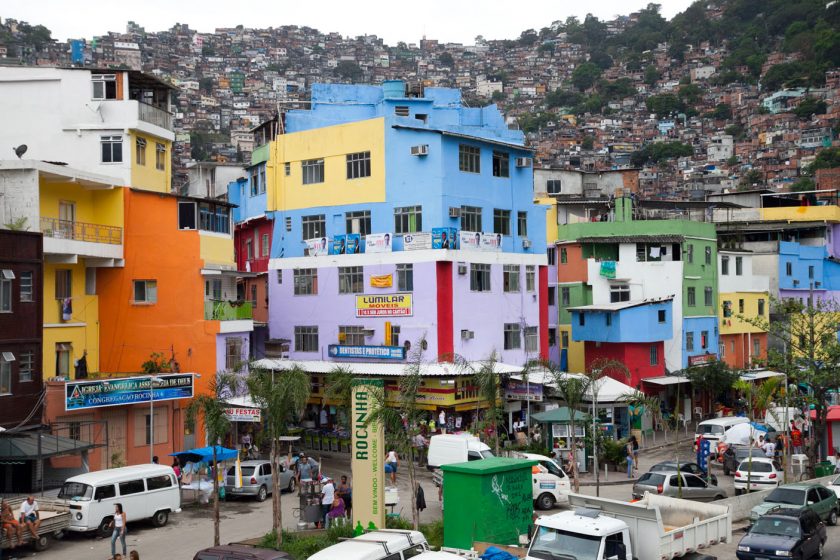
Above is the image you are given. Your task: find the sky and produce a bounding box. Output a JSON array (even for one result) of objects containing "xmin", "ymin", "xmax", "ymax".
[{"xmin": 2, "ymin": 0, "xmax": 696, "ymax": 45}]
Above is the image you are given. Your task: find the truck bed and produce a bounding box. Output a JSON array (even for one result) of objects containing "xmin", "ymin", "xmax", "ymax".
[{"xmin": 0, "ymin": 497, "xmax": 70, "ymax": 551}]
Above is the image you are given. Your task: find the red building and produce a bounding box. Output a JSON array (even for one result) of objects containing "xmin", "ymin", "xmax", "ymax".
[{"xmin": 233, "ymin": 210, "xmax": 272, "ymax": 358}]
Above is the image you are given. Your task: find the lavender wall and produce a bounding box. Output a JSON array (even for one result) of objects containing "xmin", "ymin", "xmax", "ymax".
[{"xmin": 216, "ymin": 332, "xmax": 251, "ymax": 373}]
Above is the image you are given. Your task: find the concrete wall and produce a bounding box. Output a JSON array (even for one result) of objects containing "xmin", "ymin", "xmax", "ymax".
[{"xmin": 719, "ymin": 474, "xmax": 838, "ymax": 522}]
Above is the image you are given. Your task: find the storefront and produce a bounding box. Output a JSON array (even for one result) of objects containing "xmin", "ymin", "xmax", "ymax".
[{"xmin": 223, "ymin": 396, "xmax": 263, "ymax": 453}]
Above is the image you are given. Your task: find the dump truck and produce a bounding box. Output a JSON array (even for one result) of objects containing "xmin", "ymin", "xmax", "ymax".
[{"xmin": 525, "ymin": 492, "xmax": 731, "ymax": 560}]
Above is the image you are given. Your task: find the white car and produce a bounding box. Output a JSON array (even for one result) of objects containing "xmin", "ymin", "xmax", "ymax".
[
  {"xmin": 829, "ymin": 476, "xmax": 840, "ymax": 499},
  {"xmin": 733, "ymin": 457, "xmax": 782, "ymax": 494}
]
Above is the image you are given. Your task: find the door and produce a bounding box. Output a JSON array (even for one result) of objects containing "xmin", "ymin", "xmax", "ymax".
[
  {"xmin": 101, "ymin": 408, "xmax": 127, "ymax": 469},
  {"xmin": 684, "ymin": 474, "xmax": 713, "ymax": 500},
  {"xmin": 807, "ymin": 488, "xmax": 823, "ymax": 517},
  {"xmin": 800, "ymin": 515, "xmax": 818, "ymax": 558},
  {"xmin": 817, "ymin": 487, "xmax": 835, "ymax": 519},
  {"xmin": 59, "ymin": 201, "xmax": 76, "ymax": 239}
]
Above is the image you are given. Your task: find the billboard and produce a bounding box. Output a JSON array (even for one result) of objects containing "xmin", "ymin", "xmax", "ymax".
[
  {"xmin": 351, "ymin": 379, "xmax": 385, "ymax": 530},
  {"xmin": 403, "ymin": 232, "xmax": 432, "ymax": 251},
  {"xmin": 480, "ymin": 232, "xmax": 503, "ymax": 252},
  {"xmin": 332, "ymin": 234, "xmax": 361, "ymax": 255},
  {"xmin": 305, "ymin": 237, "xmax": 329, "ymax": 256},
  {"xmin": 365, "ymin": 233, "xmax": 393, "ymax": 253},
  {"xmin": 65, "ymin": 374, "xmax": 195, "ymax": 411},
  {"xmin": 503, "ymin": 380, "xmax": 544, "ymax": 402},
  {"xmin": 224, "ymin": 407, "xmax": 262, "ymax": 422},
  {"xmin": 459, "ymin": 231, "xmax": 482, "ymax": 251},
  {"xmin": 432, "ymin": 228, "xmax": 457, "ymax": 249},
  {"xmin": 356, "ymin": 294, "xmax": 413, "ymax": 317},
  {"xmin": 328, "ymin": 345, "xmax": 406, "ymax": 360}
]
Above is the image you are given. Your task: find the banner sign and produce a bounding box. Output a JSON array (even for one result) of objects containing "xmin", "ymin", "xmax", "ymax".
[
  {"xmin": 332, "ymin": 234, "xmax": 360, "ymax": 255},
  {"xmin": 688, "ymin": 353, "xmax": 718, "ymax": 366},
  {"xmin": 224, "ymin": 407, "xmax": 262, "ymax": 422},
  {"xmin": 503, "ymin": 380, "xmax": 544, "ymax": 402},
  {"xmin": 459, "ymin": 231, "xmax": 481, "ymax": 251},
  {"xmin": 351, "ymin": 379, "xmax": 385, "ymax": 530},
  {"xmin": 600, "ymin": 261, "xmax": 616, "ymax": 279},
  {"xmin": 356, "ymin": 293, "xmax": 413, "ymax": 317},
  {"xmin": 65, "ymin": 374, "xmax": 195, "ymax": 411},
  {"xmin": 329, "ymin": 345, "xmax": 406, "ymax": 360},
  {"xmin": 346, "ymin": 233, "xmax": 360, "ymax": 255},
  {"xmin": 432, "ymin": 228, "xmax": 457, "ymax": 249},
  {"xmin": 370, "ymin": 274, "xmax": 393, "ymax": 288},
  {"xmin": 365, "ymin": 233, "xmax": 393, "ymax": 253},
  {"xmin": 305, "ymin": 237, "xmax": 329, "ymax": 256},
  {"xmin": 480, "ymin": 232, "xmax": 503, "ymax": 252},
  {"xmin": 403, "ymin": 232, "xmax": 432, "ymax": 251}
]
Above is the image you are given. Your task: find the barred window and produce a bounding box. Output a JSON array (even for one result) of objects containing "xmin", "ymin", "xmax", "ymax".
[
  {"xmin": 461, "ymin": 206, "xmax": 482, "ymax": 232},
  {"xmin": 458, "ymin": 144, "xmax": 481, "ymax": 173},
  {"xmin": 346, "ymin": 151, "xmax": 371, "ymax": 179},
  {"xmin": 339, "ymin": 325, "xmax": 365, "ymax": 346},
  {"xmin": 503, "ymin": 265, "xmax": 520, "ymax": 292},
  {"xmin": 301, "ymin": 214, "xmax": 325, "ymax": 240},
  {"xmin": 470, "ymin": 263, "xmax": 491, "ymax": 292},
  {"xmin": 293, "ymin": 269, "xmax": 318, "ymax": 295},
  {"xmin": 294, "ymin": 326, "xmax": 319, "ymax": 352},
  {"xmin": 394, "ymin": 206, "xmax": 422, "ymax": 234},
  {"xmin": 19, "ymin": 351, "xmax": 34, "ymax": 382},
  {"xmin": 20, "ymin": 271, "xmax": 33, "ymax": 302},
  {"xmin": 302, "ymin": 159, "xmax": 324, "ymax": 184},
  {"xmin": 338, "ymin": 266, "xmax": 363, "ymax": 294}
]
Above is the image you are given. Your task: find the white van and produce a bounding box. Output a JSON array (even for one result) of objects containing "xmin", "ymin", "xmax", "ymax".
[
  {"xmin": 307, "ymin": 529, "xmax": 428, "ymax": 560},
  {"xmin": 426, "ymin": 433, "xmax": 494, "ymax": 469},
  {"xmin": 513, "ymin": 452, "xmax": 571, "ymax": 510},
  {"xmin": 58, "ymin": 464, "xmax": 181, "ymax": 536},
  {"xmin": 695, "ymin": 416, "xmax": 750, "ymax": 443}
]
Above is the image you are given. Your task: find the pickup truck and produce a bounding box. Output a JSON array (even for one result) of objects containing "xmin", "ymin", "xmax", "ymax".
[
  {"xmin": 526, "ymin": 493, "xmax": 731, "ymax": 560},
  {"xmin": 0, "ymin": 497, "xmax": 70, "ymax": 553}
]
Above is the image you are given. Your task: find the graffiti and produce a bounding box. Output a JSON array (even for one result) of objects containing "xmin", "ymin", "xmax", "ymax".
[{"xmin": 491, "ymin": 475, "xmax": 511, "ymax": 508}]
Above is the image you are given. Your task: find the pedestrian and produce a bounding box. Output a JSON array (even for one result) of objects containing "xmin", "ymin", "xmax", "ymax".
[
  {"xmin": 438, "ymin": 410, "xmax": 446, "ymax": 434},
  {"xmin": 385, "ymin": 449, "xmax": 399, "ymax": 484},
  {"xmin": 761, "ymin": 436, "xmax": 776, "ymax": 459},
  {"xmin": 413, "ymin": 432, "xmax": 427, "ymax": 467},
  {"xmin": 171, "ymin": 458, "xmax": 181, "ymax": 481},
  {"xmin": 130, "ymin": 552, "xmax": 140, "ymax": 560},
  {"xmin": 625, "ymin": 439, "xmax": 635, "ymax": 479},
  {"xmin": 110, "ymin": 503, "xmax": 127, "ymax": 560},
  {"xmin": 336, "ymin": 475, "xmax": 352, "ymax": 519},
  {"xmin": 790, "ymin": 420, "xmax": 803, "ymax": 454},
  {"xmin": 629, "ymin": 435, "xmax": 640, "ymax": 476},
  {"xmin": 20, "ymin": 495, "xmax": 41, "ymax": 540},
  {"xmin": 152, "ymin": 456, "xmax": 159, "ymax": 465},
  {"xmin": 2, "ymin": 499, "xmax": 23, "ymax": 549},
  {"xmin": 326, "ymin": 495, "xmax": 345, "ymax": 528},
  {"xmin": 320, "ymin": 476, "xmax": 335, "ymax": 528},
  {"xmin": 296, "ymin": 454, "xmax": 316, "ymax": 494}
]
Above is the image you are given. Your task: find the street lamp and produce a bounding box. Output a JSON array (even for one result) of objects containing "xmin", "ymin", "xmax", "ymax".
[{"xmin": 149, "ymin": 375, "xmax": 164, "ymax": 463}]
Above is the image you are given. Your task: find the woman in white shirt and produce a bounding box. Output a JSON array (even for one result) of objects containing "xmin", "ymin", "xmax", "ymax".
[
  {"xmin": 385, "ymin": 450, "xmax": 399, "ymax": 484},
  {"xmin": 110, "ymin": 502, "xmax": 127, "ymax": 559}
]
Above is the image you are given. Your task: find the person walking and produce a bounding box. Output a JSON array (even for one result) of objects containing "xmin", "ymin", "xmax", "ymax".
[
  {"xmin": 625, "ymin": 439, "xmax": 635, "ymax": 479},
  {"xmin": 110, "ymin": 503, "xmax": 127, "ymax": 559},
  {"xmin": 336, "ymin": 475, "xmax": 352, "ymax": 520},
  {"xmin": 629, "ymin": 435, "xmax": 640, "ymax": 477},
  {"xmin": 385, "ymin": 449, "xmax": 399, "ymax": 484},
  {"xmin": 319, "ymin": 476, "xmax": 335, "ymax": 529},
  {"xmin": 790, "ymin": 420, "xmax": 803, "ymax": 454},
  {"xmin": 413, "ymin": 432, "xmax": 427, "ymax": 467}
]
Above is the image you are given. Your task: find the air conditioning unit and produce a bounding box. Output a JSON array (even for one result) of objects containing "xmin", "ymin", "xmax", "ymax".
[
  {"xmin": 515, "ymin": 157, "xmax": 533, "ymax": 168},
  {"xmin": 448, "ymin": 207, "xmax": 461, "ymax": 218},
  {"xmin": 457, "ymin": 262, "xmax": 467, "ymax": 275},
  {"xmin": 410, "ymin": 144, "xmax": 429, "ymax": 156},
  {"xmin": 461, "ymin": 329, "xmax": 475, "ymax": 340},
  {"xmin": 522, "ymin": 238, "xmax": 532, "ymax": 249}
]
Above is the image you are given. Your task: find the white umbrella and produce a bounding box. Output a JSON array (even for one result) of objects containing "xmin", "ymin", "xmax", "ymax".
[{"xmin": 722, "ymin": 422, "xmax": 763, "ymax": 445}]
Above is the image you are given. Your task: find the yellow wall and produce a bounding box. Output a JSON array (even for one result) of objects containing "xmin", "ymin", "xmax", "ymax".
[
  {"xmin": 130, "ymin": 131, "xmax": 171, "ymax": 193},
  {"xmin": 558, "ymin": 325, "xmax": 586, "ymax": 372},
  {"xmin": 39, "ymin": 181, "xmax": 123, "ymax": 229},
  {"xmin": 270, "ymin": 118, "xmax": 386, "ymax": 212},
  {"xmin": 719, "ymin": 291, "xmax": 769, "ymax": 335},
  {"xmin": 761, "ymin": 206, "xmax": 840, "ymax": 223},
  {"xmin": 535, "ymin": 197, "xmax": 558, "ymax": 243},
  {"xmin": 199, "ymin": 231, "xmax": 235, "ymax": 268},
  {"xmin": 43, "ymin": 262, "xmax": 100, "ymax": 378}
]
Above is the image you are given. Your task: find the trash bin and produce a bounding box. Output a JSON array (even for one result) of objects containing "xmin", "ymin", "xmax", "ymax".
[{"xmin": 815, "ymin": 461, "xmax": 834, "ymax": 477}]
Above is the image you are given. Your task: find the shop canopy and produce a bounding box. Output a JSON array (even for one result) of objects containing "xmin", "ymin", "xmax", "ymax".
[
  {"xmin": 644, "ymin": 370, "xmax": 784, "ymax": 386},
  {"xmin": 251, "ymin": 358, "xmax": 523, "ymax": 377},
  {"xmin": 170, "ymin": 445, "xmax": 238, "ymax": 464},
  {"xmin": 531, "ymin": 407, "xmax": 589, "ymax": 423}
]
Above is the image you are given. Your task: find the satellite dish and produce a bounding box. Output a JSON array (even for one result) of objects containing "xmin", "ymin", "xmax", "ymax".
[{"xmin": 13, "ymin": 144, "xmax": 27, "ymax": 159}]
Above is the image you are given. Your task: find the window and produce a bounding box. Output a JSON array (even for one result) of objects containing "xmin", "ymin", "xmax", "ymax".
[
  {"xmin": 250, "ymin": 284, "xmax": 257, "ymax": 306},
  {"xmin": 637, "ymin": 243, "xmax": 668, "ymax": 262},
  {"xmin": 610, "ymin": 284, "xmax": 630, "ymax": 303},
  {"xmin": 94, "ymin": 485, "xmax": 116, "ymax": 501},
  {"xmin": 658, "ymin": 309, "xmax": 666, "ymax": 323},
  {"xmin": 293, "ymin": 269, "xmax": 318, "ymax": 295},
  {"xmin": 546, "ymin": 179, "xmax": 562, "ymax": 195},
  {"xmin": 721, "ymin": 256, "xmax": 729, "ymax": 275},
  {"xmin": 0, "ymin": 278, "xmax": 10, "ymax": 313},
  {"xmin": 0, "ymin": 360, "xmax": 10, "ymax": 395},
  {"xmin": 85, "ymin": 268, "xmax": 96, "ymax": 296},
  {"xmin": 517, "ymin": 211, "xmax": 528, "ymax": 237},
  {"xmin": 525, "ymin": 266, "xmax": 535, "ymax": 292},
  {"xmin": 723, "ymin": 300, "xmax": 732, "ymax": 317},
  {"xmin": 91, "ymin": 74, "xmax": 117, "ymax": 99},
  {"xmin": 225, "ymin": 337, "xmax": 243, "ymax": 371},
  {"xmin": 301, "ymin": 214, "xmax": 325, "ymax": 240},
  {"xmin": 753, "ymin": 338, "xmax": 761, "ymax": 357},
  {"xmin": 578, "ymin": 313, "xmax": 585, "ymax": 326},
  {"xmin": 206, "ymin": 278, "xmax": 222, "ymax": 300},
  {"xmin": 178, "ymin": 201, "xmax": 197, "ymax": 230},
  {"xmin": 650, "ymin": 345, "xmax": 659, "ymax": 365},
  {"xmin": 503, "ymin": 265, "xmax": 520, "ymax": 292},
  {"xmin": 705, "ymin": 246, "xmax": 712, "ymax": 265},
  {"xmin": 397, "ymin": 264, "xmax": 413, "ymax": 292},
  {"xmin": 461, "ymin": 206, "xmax": 482, "ymax": 232},
  {"xmin": 250, "ymin": 168, "xmax": 259, "ymax": 196},
  {"xmin": 294, "ymin": 326, "xmax": 319, "ymax": 352},
  {"xmin": 245, "ymin": 238, "xmax": 254, "ymax": 261},
  {"xmin": 135, "ymin": 138, "xmax": 147, "ymax": 165},
  {"xmin": 525, "ymin": 326, "xmax": 538, "ymax": 353},
  {"xmin": 808, "ymin": 265, "xmax": 814, "ymax": 279},
  {"xmin": 198, "ymin": 202, "xmax": 230, "ymax": 234},
  {"xmin": 339, "ymin": 326, "xmax": 365, "ymax": 346},
  {"xmin": 785, "ymin": 262, "xmax": 793, "ymax": 276},
  {"xmin": 259, "ymin": 167, "xmax": 266, "ymax": 193},
  {"xmin": 503, "ymin": 323, "xmax": 521, "ymax": 350},
  {"xmin": 561, "ymin": 330, "xmax": 569, "ymax": 348},
  {"xmin": 146, "ymin": 475, "xmax": 173, "ymax": 491},
  {"xmin": 493, "ymin": 209, "xmax": 511, "ymax": 235},
  {"xmin": 394, "ymin": 206, "xmax": 422, "ymax": 234},
  {"xmin": 492, "ymin": 151, "xmax": 510, "ymax": 177},
  {"xmin": 394, "ymin": 105, "xmax": 410, "ymax": 117},
  {"xmin": 704, "ymin": 286, "xmax": 713, "ymax": 307},
  {"xmin": 560, "ymin": 287, "xmax": 570, "ymax": 307},
  {"xmin": 118, "ymin": 480, "xmax": 145, "ymax": 496},
  {"xmin": 738, "ymin": 299, "xmax": 745, "ymax": 314},
  {"xmin": 284, "ymin": 162, "xmax": 291, "ymax": 176},
  {"xmin": 101, "ymin": 135, "xmax": 123, "ymax": 163},
  {"xmin": 686, "ymin": 332, "xmax": 694, "ymax": 351},
  {"xmin": 338, "ymin": 266, "xmax": 363, "ymax": 294},
  {"xmin": 262, "ymin": 234, "xmax": 270, "ymax": 257},
  {"xmin": 276, "ymin": 270, "xmax": 283, "ymax": 284},
  {"xmin": 19, "ymin": 351, "xmax": 34, "ymax": 382},
  {"xmin": 736, "ymin": 257, "xmax": 743, "ymax": 275},
  {"xmin": 56, "ymin": 343, "xmax": 72, "ymax": 377},
  {"xmin": 19, "ymin": 271, "xmax": 33, "ymax": 302},
  {"xmin": 155, "ymin": 143, "xmax": 166, "ymax": 171},
  {"xmin": 346, "ymin": 151, "xmax": 371, "ymax": 179},
  {"xmin": 605, "ymin": 313, "xmax": 612, "ymax": 326},
  {"xmin": 548, "ymin": 328, "xmax": 557, "ymax": 347},
  {"xmin": 701, "ymin": 330, "xmax": 709, "ymax": 349},
  {"xmin": 133, "ymin": 280, "xmax": 157, "ymax": 304},
  {"xmin": 55, "ymin": 269, "xmax": 72, "ymax": 300},
  {"xmin": 547, "ymin": 248, "xmax": 556, "ymax": 266},
  {"xmin": 346, "ymin": 210, "xmax": 372, "ymax": 236},
  {"xmin": 458, "ymin": 144, "xmax": 481, "ymax": 173},
  {"xmin": 758, "ymin": 298, "xmax": 765, "ymax": 316},
  {"xmin": 687, "ymin": 287, "xmax": 696, "ymax": 307},
  {"xmin": 686, "ymin": 244, "xmax": 694, "ymax": 264},
  {"xmin": 302, "ymin": 159, "xmax": 325, "ymax": 184},
  {"xmin": 560, "ymin": 248, "xmax": 567, "ymax": 264},
  {"xmin": 470, "ymin": 263, "xmax": 491, "ymax": 292}
]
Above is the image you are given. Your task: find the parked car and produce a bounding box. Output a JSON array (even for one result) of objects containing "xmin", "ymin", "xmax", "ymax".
[
  {"xmin": 307, "ymin": 529, "xmax": 429, "ymax": 560},
  {"xmin": 723, "ymin": 445, "xmax": 765, "ymax": 475},
  {"xmin": 224, "ymin": 460, "xmax": 298, "ymax": 501},
  {"xmin": 195, "ymin": 544, "xmax": 290, "ymax": 559},
  {"xmin": 649, "ymin": 461, "xmax": 718, "ymax": 486},
  {"xmin": 734, "ymin": 457, "xmax": 783, "ymax": 495},
  {"xmin": 828, "ymin": 476, "xmax": 840, "ymax": 499},
  {"xmin": 632, "ymin": 471, "xmax": 727, "ymax": 502},
  {"xmin": 736, "ymin": 508, "xmax": 826, "ymax": 560},
  {"xmin": 749, "ymin": 483, "xmax": 840, "ymax": 525}
]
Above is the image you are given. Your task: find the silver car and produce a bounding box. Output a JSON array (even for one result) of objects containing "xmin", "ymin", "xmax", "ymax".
[
  {"xmin": 632, "ymin": 471, "xmax": 727, "ymax": 502},
  {"xmin": 225, "ymin": 460, "xmax": 297, "ymax": 501}
]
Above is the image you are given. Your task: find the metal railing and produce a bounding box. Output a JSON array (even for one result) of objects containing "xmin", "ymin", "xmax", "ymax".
[
  {"xmin": 138, "ymin": 101, "xmax": 173, "ymax": 131},
  {"xmin": 40, "ymin": 217, "xmax": 122, "ymax": 244},
  {"xmin": 204, "ymin": 300, "xmax": 253, "ymax": 321}
]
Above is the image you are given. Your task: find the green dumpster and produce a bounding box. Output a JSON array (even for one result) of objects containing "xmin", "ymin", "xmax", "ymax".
[
  {"xmin": 441, "ymin": 457, "xmax": 537, "ymax": 550},
  {"xmin": 815, "ymin": 461, "xmax": 834, "ymax": 477}
]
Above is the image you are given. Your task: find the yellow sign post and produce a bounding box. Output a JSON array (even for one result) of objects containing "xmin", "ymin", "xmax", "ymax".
[{"xmin": 351, "ymin": 378, "xmax": 385, "ymax": 530}]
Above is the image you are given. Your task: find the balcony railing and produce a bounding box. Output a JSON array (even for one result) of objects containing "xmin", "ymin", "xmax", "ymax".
[
  {"xmin": 138, "ymin": 101, "xmax": 173, "ymax": 131},
  {"xmin": 41, "ymin": 217, "xmax": 122, "ymax": 245},
  {"xmin": 204, "ymin": 300, "xmax": 253, "ymax": 321}
]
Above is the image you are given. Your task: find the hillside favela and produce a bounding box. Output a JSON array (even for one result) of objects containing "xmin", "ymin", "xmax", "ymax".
[{"xmin": 2, "ymin": 1, "xmax": 840, "ymax": 558}]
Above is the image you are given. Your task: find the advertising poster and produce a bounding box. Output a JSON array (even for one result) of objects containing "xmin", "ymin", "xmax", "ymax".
[
  {"xmin": 432, "ymin": 227, "xmax": 457, "ymax": 249},
  {"xmin": 224, "ymin": 407, "xmax": 262, "ymax": 422},
  {"xmin": 65, "ymin": 374, "xmax": 195, "ymax": 411},
  {"xmin": 346, "ymin": 233, "xmax": 361, "ymax": 255},
  {"xmin": 403, "ymin": 232, "xmax": 432, "ymax": 251},
  {"xmin": 356, "ymin": 293, "xmax": 413, "ymax": 317},
  {"xmin": 370, "ymin": 274, "xmax": 393, "ymax": 288},
  {"xmin": 480, "ymin": 232, "xmax": 503, "ymax": 252},
  {"xmin": 328, "ymin": 345, "xmax": 406, "ymax": 360},
  {"xmin": 332, "ymin": 234, "xmax": 347, "ymax": 255},
  {"xmin": 365, "ymin": 233, "xmax": 393, "ymax": 253},
  {"xmin": 459, "ymin": 230, "xmax": 481, "ymax": 251},
  {"xmin": 351, "ymin": 378, "xmax": 385, "ymax": 530},
  {"xmin": 305, "ymin": 237, "xmax": 330, "ymax": 256}
]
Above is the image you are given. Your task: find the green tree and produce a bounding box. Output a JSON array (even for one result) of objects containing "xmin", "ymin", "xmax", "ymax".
[
  {"xmin": 246, "ymin": 365, "xmax": 310, "ymax": 541},
  {"xmin": 586, "ymin": 359, "xmax": 630, "ymax": 496},
  {"xmin": 740, "ymin": 169, "xmax": 764, "ymax": 187},
  {"xmin": 644, "ymin": 65, "xmax": 660, "ymax": 87},
  {"xmin": 581, "ymin": 136, "xmax": 594, "ymax": 150},
  {"xmin": 438, "ymin": 52, "xmax": 454, "ymax": 68},
  {"xmin": 630, "ymin": 142, "xmax": 694, "ymax": 167},
  {"xmin": 466, "ymin": 353, "xmax": 505, "ymax": 455},
  {"xmin": 645, "ymin": 94, "xmax": 683, "ymax": 117},
  {"xmin": 186, "ymin": 373, "xmax": 240, "ymax": 546},
  {"xmin": 572, "ymin": 62, "xmax": 602, "ymax": 91},
  {"xmin": 685, "ymin": 361, "xmax": 740, "ymax": 411},
  {"xmin": 790, "ymin": 178, "xmax": 815, "ymax": 192},
  {"xmin": 806, "ymin": 147, "xmax": 840, "ymax": 173},
  {"xmin": 793, "ymin": 97, "xmax": 828, "ymax": 120},
  {"xmin": 678, "ymin": 83, "xmax": 703, "ymax": 105},
  {"xmin": 706, "ymin": 103, "xmax": 733, "ymax": 120},
  {"xmin": 335, "ymin": 61, "xmax": 363, "ymax": 83}
]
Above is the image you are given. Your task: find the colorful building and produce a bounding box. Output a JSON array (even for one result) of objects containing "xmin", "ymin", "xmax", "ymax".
[{"xmin": 717, "ymin": 250, "xmax": 770, "ymax": 369}]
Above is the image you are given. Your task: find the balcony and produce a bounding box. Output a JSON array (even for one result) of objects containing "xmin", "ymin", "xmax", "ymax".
[
  {"xmin": 204, "ymin": 300, "xmax": 253, "ymax": 321},
  {"xmin": 138, "ymin": 101, "xmax": 173, "ymax": 131},
  {"xmin": 41, "ymin": 217, "xmax": 122, "ymax": 245},
  {"xmin": 40, "ymin": 217, "xmax": 123, "ymax": 265}
]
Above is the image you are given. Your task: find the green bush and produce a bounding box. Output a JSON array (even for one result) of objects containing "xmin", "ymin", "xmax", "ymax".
[
  {"xmin": 421, "ymin": 520, "xmax": 444, "ymax": 549},
  {"xmin": 258, "ymin": 524, "xmax": 355, "ymax": 560}
]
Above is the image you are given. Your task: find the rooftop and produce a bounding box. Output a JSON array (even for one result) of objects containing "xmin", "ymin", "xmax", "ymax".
[{"xmin": 568, "ymin": 296, "xmax": 674, "ymax": 312}]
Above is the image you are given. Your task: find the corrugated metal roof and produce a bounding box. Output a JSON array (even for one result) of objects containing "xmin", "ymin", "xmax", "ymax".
[
  {"xmin": 0, "ymin": 431, "xmax": 97, "ymax": 460},
  {"xmin": 577, "ymin": 234, "xmax": 684, "ymax": 243},
  {"xmin": 567, "ymin": 296, "xmax": 674, "ymax": 312},
  {"xmin": 250, "ymin": 359, "xmax": 522, "ymax": 377}
]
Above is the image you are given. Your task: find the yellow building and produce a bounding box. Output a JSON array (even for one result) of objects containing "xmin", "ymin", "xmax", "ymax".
[
  {"xmin": 718, "ymin": 250, "xmax": 770, "ymax": 369},
  {"xmin": 130, "ymin": 130, "xmax": 172, "ymax": 193}
]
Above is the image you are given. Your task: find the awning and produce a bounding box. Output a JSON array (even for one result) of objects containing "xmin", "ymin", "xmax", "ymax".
[
  {"xmin": 531, "ymin": 407, "xmax": 588, "ymax": 423},
  {"xmin": 643, "ymin": 375, "xmax": 691, "ymax": 386},
  {"xmin": 224, "ymin": 395, "xmax": 259, "ymax": 408},
  {"xmin": 251, "ymin": 358, "xmax": 523, "ymax": 377},
  {"xmin": 0, "ymin": 431, "xmax": 98, "ymax": 460},
  {"xmin": 170, "ymin": 445, "xmax": 238, "ymax": 463},
  {"xmin": 740, "ymin": 370, "xmax": 785, "ymax": 381},
  {"xmin": 583, "ymin": 376, "xmax": 636, "ymax": 403}
]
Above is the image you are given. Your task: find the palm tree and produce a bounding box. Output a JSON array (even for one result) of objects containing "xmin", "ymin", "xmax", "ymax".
[
  {"xmin": 186, "ymin": 372, "xmax": 239, "ymax": 546},
  {"xmin": 325, "ymin": 365, "xmax": 356, "ymax": 430},
  {"xmin": 584, "ymin": 359, "xmax": 631, "ymax": 495},
  {"xmin": 246, "ymin": 364, "xmax": 311, "ymax": 542},
  {"xmin": 733, "ymin": 376, "xmax": 781, "ymax": 493}
]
